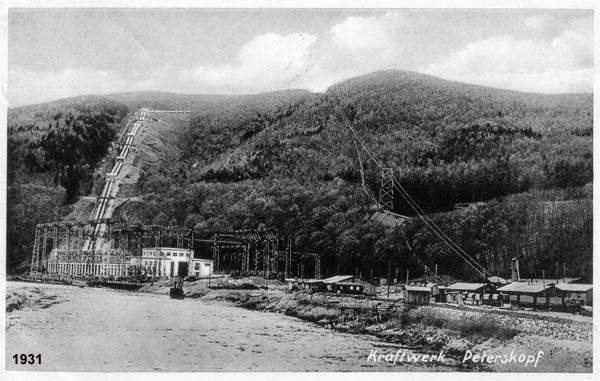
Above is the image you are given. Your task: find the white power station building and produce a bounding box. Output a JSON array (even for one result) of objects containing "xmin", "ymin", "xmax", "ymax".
[{"xmin": 133, "ymin": 247, "xmax": 214, "ymax": 278}]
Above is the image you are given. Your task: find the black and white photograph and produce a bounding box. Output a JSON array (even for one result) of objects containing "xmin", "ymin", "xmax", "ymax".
[{"xmin": 2, "ymin": 1, "xmax": 596, "ymax": 377}]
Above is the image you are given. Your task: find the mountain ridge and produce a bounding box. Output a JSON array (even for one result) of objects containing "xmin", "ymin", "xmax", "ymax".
[
  {"xmin": 9, "ymin": 69, "xmax": 592, "ymax": 111},
  {"xmin": 7, "ymin": 69, "xmax": 593, "ymax": 280}
]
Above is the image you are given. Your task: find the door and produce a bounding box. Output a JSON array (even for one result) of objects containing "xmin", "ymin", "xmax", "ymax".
[{"xmin": 178, "ymin": 262, "xmax": 189, "ymax": 278}]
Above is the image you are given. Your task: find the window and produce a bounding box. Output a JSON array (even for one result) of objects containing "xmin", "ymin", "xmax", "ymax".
[
  {"xmin": 204, "ymin": 263, "xmax": 211, "ymax": 267},
  {"xmin": 180, "ymin": 253, "xmax": 184, "ymax": 257},
  {"xmin": 195, "ymin": 263, "xmax": 200, "ymax": 270},
  {"xmin": 166, "ymin": 253, "xmax": 171, "ymax": 257}
]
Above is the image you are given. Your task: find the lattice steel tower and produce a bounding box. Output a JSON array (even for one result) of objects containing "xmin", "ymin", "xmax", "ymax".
[{"xmin": 379, "ymin": 168, "xmax": 394, "ymax": 211}]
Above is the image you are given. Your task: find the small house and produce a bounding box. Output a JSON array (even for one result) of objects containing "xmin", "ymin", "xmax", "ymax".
[
  {"xmin": 285, "ymin": 278, "xmax": 324, "ymax": 292},
  {"xmin": 322, "ymin": 275, "xmax": 376, "ymax": 296},
  {"xmin": 556, "ymin": 283, "xmax": 593, "ymax": 306},
  {"xmin": 404, "ymin": 285, "xmax": 432, "ymax": 304},
  {"xmin": 189, "ymin": 258, "xmax": 214, "ymax": 278},
  {"xmin": 370, "ymin": 210, "xmax": 411, "ymax": 228},
  {"xmin": 496, "ymin": 281, "xmax": 556, "ymax": 306},
  {"xmin": 425, "ymin": 282, "xmax": 440, "ymax": 296},
  {"xmin": 298, "ymin": 279, "xmax": 325, "ymax": 292},
  {"xmin": 445, "ymin": 282, "xmax": 494, "ymax": 304}
]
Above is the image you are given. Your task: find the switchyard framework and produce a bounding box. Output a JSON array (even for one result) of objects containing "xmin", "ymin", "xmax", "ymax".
[
  {"xmin": 30, "ymin": 219, "xmax": 321, "ymax": 279},
  {"xmin": 29, "ymin": 107, "xmax": 321, "ymax": 281}
]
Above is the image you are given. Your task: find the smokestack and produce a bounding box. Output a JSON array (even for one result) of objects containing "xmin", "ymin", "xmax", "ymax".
[{"xmin": 511, "ymin": 257, "xmax": 520, "ymax": 282}]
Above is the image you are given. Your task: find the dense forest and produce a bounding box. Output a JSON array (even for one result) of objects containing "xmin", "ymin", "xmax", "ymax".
[
  {"xmin": 7, "ymin": 100, "xmax": 128, "ymax": 272},
  {"xmin": 7, "ymin": 70, "xmax": 593, "ymax": 281}
]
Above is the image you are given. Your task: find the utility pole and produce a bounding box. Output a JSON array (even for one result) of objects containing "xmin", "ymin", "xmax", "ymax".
[
  {"xmin": 406, "ymin": 269, "xmax": 409, "ymax": 284},
  {"xmin": 555, "ymin": 262, "xmax": 559, "ymax": 283},
  {"xmin": 387, "ymin": 259, "xmax": 391, "ymax": 299},
  {"xmin": 563, "ymin": 262, "xmax": 566, "ymax": 283},
  {"xmin": 395, "ymin": 267, "xmax": 399, "ymax": 293},
  {"xmin": 542, "ymin": 270, "xmax": 546, "ymax": 297}
]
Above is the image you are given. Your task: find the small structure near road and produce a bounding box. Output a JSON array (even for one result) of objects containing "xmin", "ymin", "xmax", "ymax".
[
  {"xmin": 369, "ymin": 210, "xmax": 410, "ymax": 228},
  {"xmin": 291, "ymin": 279, "xmax": 324, "ymax": 292},
  {"xmin": 288, "ymin": 275, "xmax": 376, "ymax": 295},
  {"xmin": 323, "ymin": 275, "xmax": 376, "ymax": 296},
  {"xmin": 556, "ymin": 283, "xmax": 593, "ymax": 306},
  {"xmin": 444, "ymin": 282, "xmax": 494, "ymax": 304},
  {"xmin": 403, "ymin": 285, "xmax": 432, "ymax": 304},
  {"xmin": 496, "ymin": 281, "xmax": 557, "ymax": 307},
  {"xmin": 189, "ymin": 258, "xmax": 214, "ymax": 278}
]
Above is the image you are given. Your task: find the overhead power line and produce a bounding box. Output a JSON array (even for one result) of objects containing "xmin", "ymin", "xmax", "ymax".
[{"xmin": 335, "ymin": 106, "xmax": 491, "ymax": 279}]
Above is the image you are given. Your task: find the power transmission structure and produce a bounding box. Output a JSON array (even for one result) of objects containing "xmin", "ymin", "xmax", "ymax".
[{"xmin": 379, "ymin": 168, "xmax": 394, "ymax": 211}]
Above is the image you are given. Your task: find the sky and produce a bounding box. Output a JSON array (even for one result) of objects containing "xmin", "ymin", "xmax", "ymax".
[{"xmin": 7, "ymin": 8, "xmax": 594, "ymax": 107}]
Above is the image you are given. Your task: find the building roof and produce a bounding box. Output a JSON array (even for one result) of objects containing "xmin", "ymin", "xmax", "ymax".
[
  {"xmin": 370, "ymin": 210, "xmax": 410, "ymax": 227},
  {"xmin": 497, "ymin": 282, "xmax": 555, "ymax": 294},
  {"xmin": 454, "ymin": 202, "xmax": 487, "ymax": 211},
  {"xmin": 555, "ymin": 283, "xmax": 593, "ymax": 292},
  {"xmin": 142, "ymin": 247, "xmax": 193, "ymax": 251},
  {"xmin": 299, "ymin": 279, "xmax": 324, "ymax": 284},
  {"xmin": 322, "ymin": 275, "xmax": 354, "ymax": 284},
  {"xmin": 487, "ymin": 276, "xmax": 509, "ymax": 284},
  {"xmin": 446, "ymin": 282, "xmax": 487, "ymax": 291},
  {"xmin": 515, "ymin": 277, "xmax": 580, "ymax": 284},
  {"xmin": 405, "ymin": 286, "xmax": 432, "ymax": 292}
]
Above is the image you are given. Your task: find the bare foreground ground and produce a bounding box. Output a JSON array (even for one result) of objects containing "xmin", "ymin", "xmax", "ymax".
[{"xmin": 5, "ymin": 281, "xmax": 592, "ymax": 372}]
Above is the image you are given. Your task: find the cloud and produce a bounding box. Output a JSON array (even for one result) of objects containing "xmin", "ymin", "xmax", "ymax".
[
  {"xmin": 9, "ymin": 68, "xmax": 126, "ymax": 107},
  {"xmin": 9, "ymin": 33, "xmax": 319, "ymax": 106},
  {"xmin": 328, "ymin": 11, "xmax": 409, "ymax": 69},
  {"xmin": 8, "ymin": 11, "xmax": 593, "ymax": 106},
  {"xmin": 331, "ymin": 14, "xmax": 391, "ymax": 52},
  {"xmin": 8, "ymin": 67, "xmax": 177, "ymax": 107},
  {"xmin": 524, "ymin": 14, "xmax": 552, "ymax": 30},
  {"xmin": 279, "ymin": 11, "xmax": 412, "ymax": 93},
  {"xmin": 423, "ymin": 23, "xmax": 593, "ymax": 93},
  {"xmin": 188, "ymin": 33, "xmax": 317, "ymax": 93}
]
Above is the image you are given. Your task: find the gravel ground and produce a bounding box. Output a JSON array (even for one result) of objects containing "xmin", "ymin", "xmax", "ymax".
[{"xmin": 421, "ymin": 305, "xmax": 592, "ymax": 342}]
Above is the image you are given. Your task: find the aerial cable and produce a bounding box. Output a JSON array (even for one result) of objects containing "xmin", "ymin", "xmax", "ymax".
[
  {"xmin": 337, "ymin": 108, "xmax": 488, "ymax": 277},
  {"xmin": 339, "ymin": 109, "xmax": 487, "ymax": 277},
  {"xmin": 335, "ymin": 106, "xmax": 489, "ymax": 278},
  {"xmin": 351, "ymin": 138, "xmax": 378, "ymax": 205}
]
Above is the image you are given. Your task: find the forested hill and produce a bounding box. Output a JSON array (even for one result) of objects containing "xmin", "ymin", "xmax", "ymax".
[
  {"xmin": 7, "ymin": 70, "xmax": 593, "ymax": 280},
  {"xmin": 181, "ymin": 70, "xmax": 592, "ymax": 214}
]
